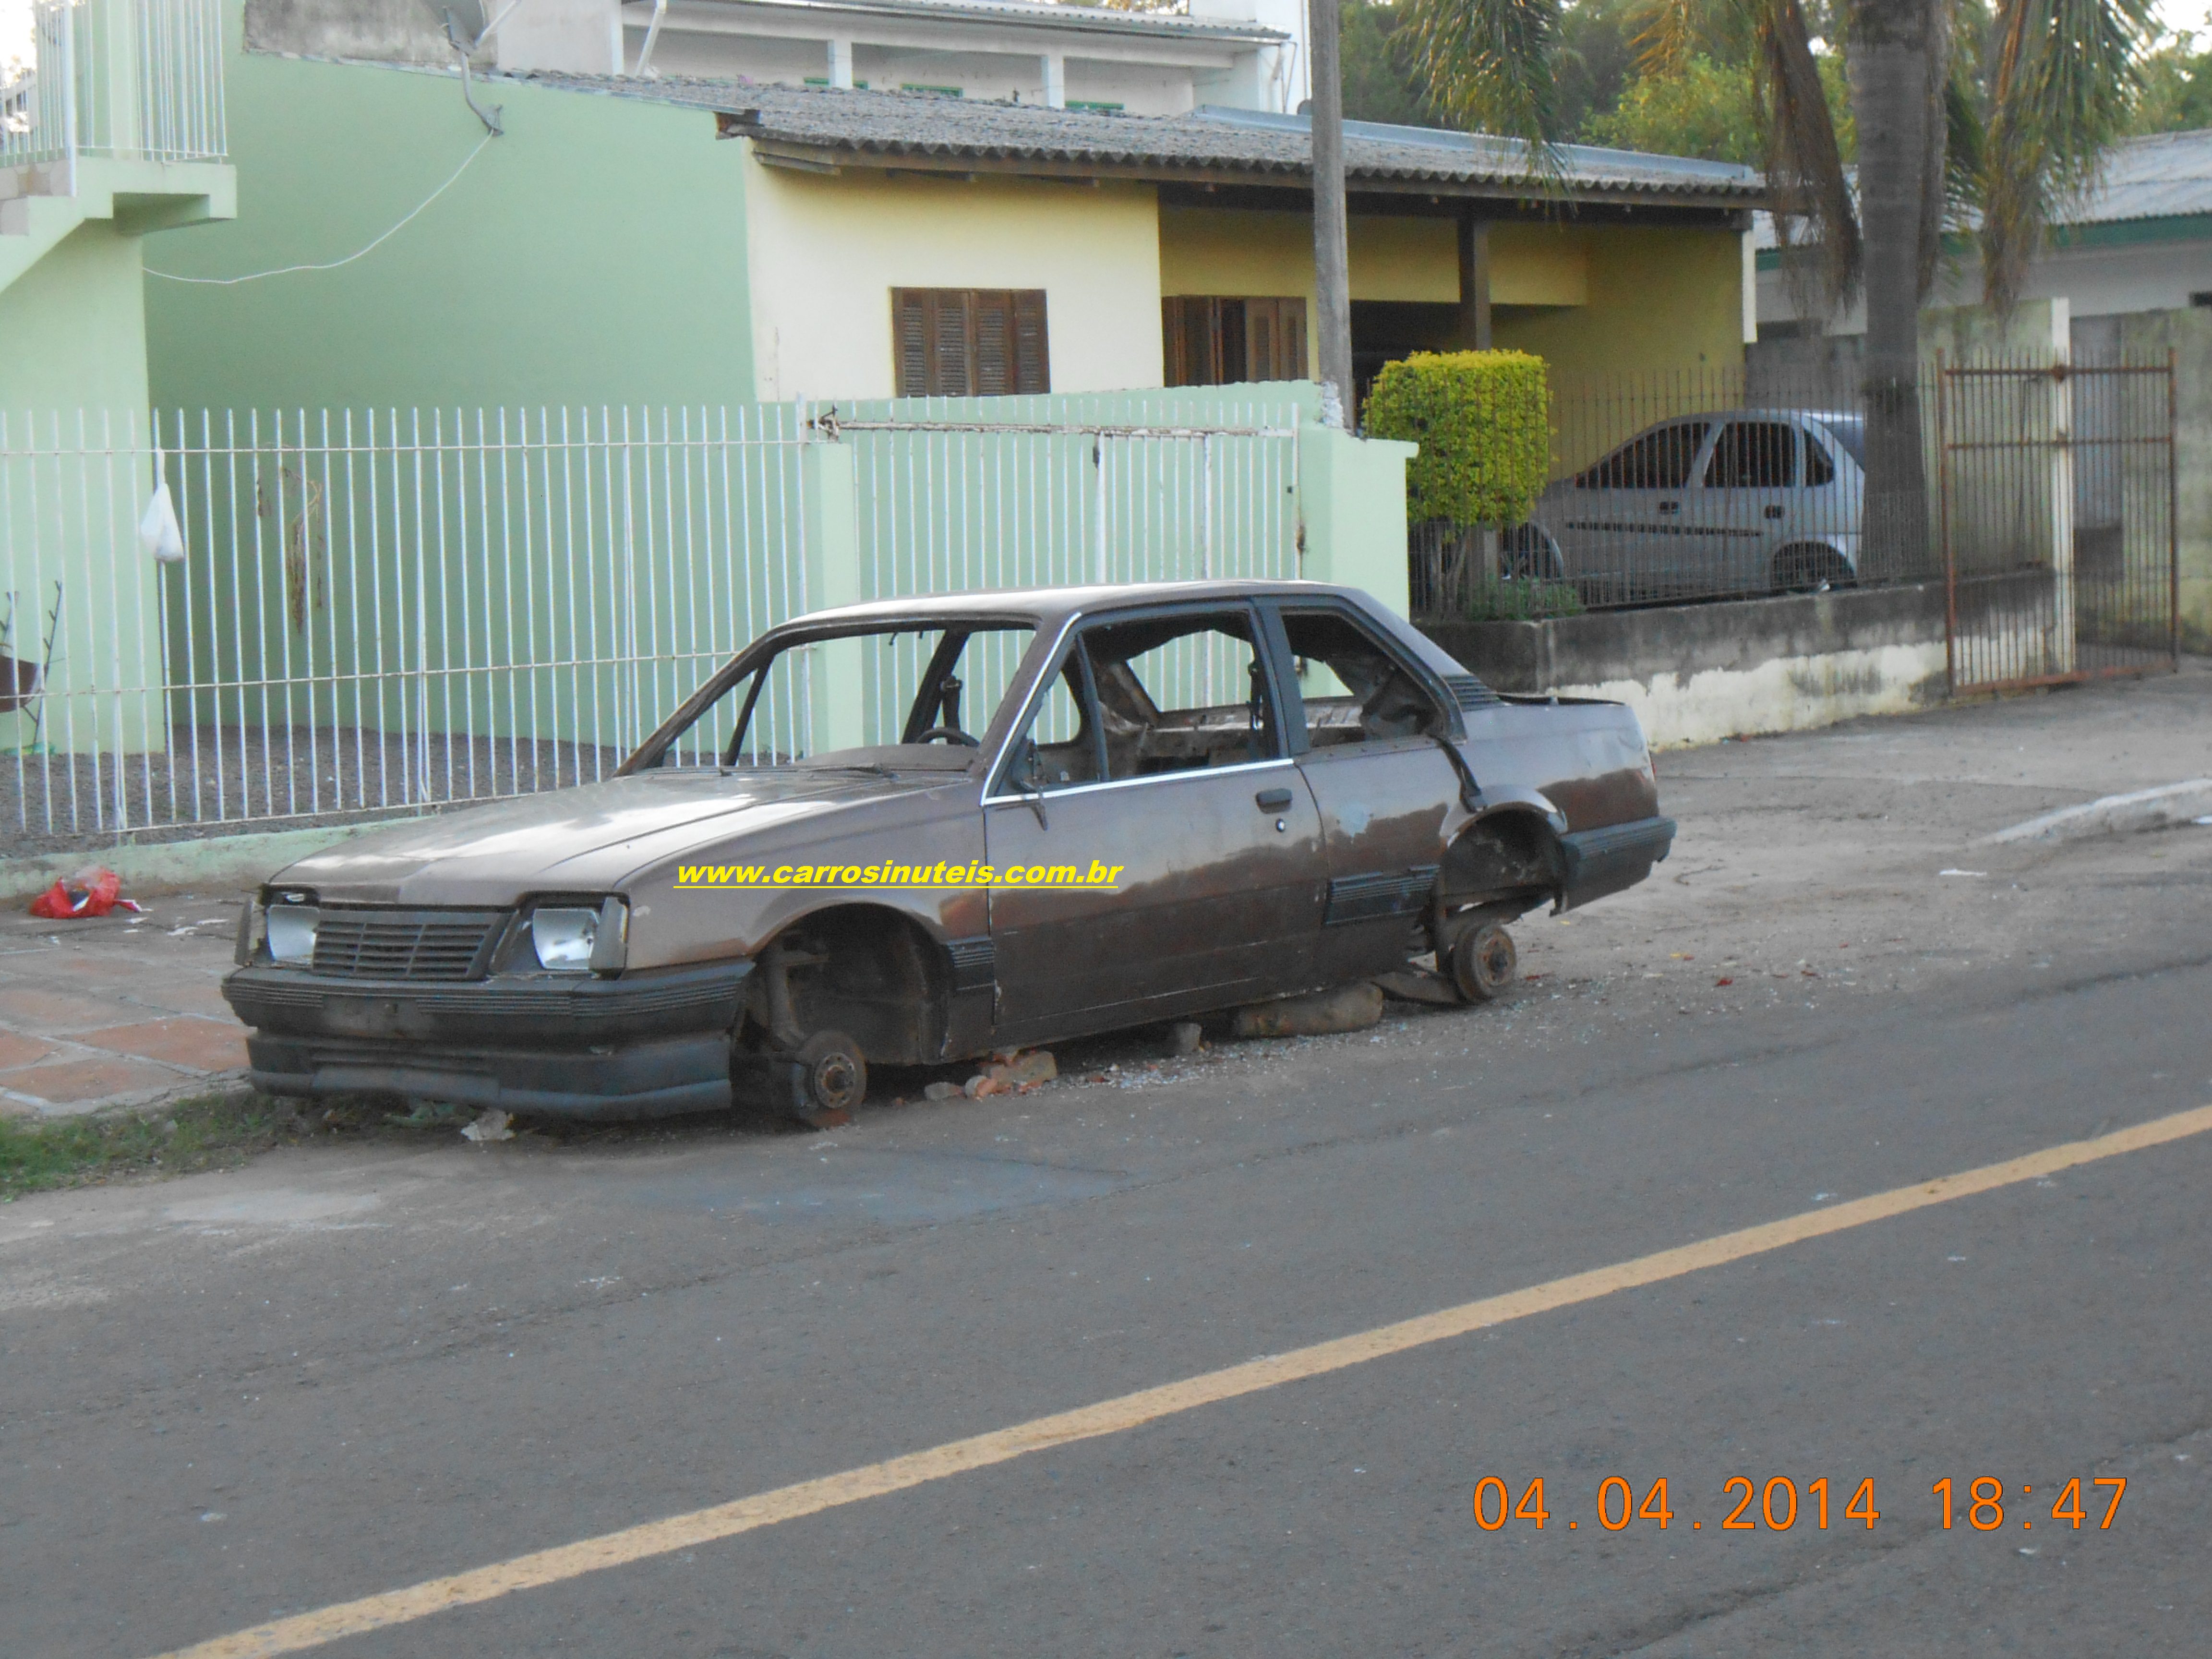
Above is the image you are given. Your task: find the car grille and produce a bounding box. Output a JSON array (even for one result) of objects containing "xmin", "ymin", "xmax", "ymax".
[{"xmin": 311, "ymin": 911, "xmax": 504, "ymax": 981}]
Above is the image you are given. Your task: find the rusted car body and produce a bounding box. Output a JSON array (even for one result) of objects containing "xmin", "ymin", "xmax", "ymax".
[{"xmin": 224, "ymin": 581, "xmax": 1673, "ymax": 1122}]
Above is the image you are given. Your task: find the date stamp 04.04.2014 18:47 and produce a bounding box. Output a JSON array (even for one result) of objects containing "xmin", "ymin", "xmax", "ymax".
[{"xmin": 1474, "ymin": 1476, "xmax": 2129, "ymax": 1534}]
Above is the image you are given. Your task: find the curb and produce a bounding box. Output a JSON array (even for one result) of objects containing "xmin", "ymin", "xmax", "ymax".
[{"xmin": 1981, "ymin": 779, "xmax": 2212, "ymax": 846}]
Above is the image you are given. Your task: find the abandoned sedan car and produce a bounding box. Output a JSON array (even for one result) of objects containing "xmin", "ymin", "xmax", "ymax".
[{"xmin": 224, "ymin": 582, "xmax": 1674, "ymax": 1125}]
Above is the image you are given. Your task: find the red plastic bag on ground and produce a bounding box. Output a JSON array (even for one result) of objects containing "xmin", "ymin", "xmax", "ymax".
[{"xmin": 28, "ymin": 866, "xmax": 141, "ymax": 919}]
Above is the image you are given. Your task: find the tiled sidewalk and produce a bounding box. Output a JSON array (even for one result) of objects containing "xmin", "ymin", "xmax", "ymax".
[{"xmin": 0, "ymin": 897, "xmax": 252, "ymax": 1117}]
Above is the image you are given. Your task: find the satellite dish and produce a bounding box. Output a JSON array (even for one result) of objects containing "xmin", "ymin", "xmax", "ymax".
[{"xmin": 431, "ymin": 0, "xmax": 490, "ymax": 48}]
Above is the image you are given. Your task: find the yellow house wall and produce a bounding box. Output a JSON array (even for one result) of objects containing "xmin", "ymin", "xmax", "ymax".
[
  {"xmin": 1490, "ymin": 222, "xmax": 1744, "ymax": 379},
  {"xmin": 743, "ymin": 160, "xmax": 1165, "ymax": 400},
  {"xmin": 1159, "ymin": 205, "xmax": 1713, "ymax": 372}
]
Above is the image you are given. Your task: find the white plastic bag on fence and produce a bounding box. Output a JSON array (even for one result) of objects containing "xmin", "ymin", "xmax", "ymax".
[{"xmin": 139, "ymin": 449, "xmax": 185, "ymax": 565}]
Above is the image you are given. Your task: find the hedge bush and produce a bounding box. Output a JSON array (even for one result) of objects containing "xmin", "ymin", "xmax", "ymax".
[{"xmin": 1362, "ymin": 350, "xmax": 1551, "ymax": 528}]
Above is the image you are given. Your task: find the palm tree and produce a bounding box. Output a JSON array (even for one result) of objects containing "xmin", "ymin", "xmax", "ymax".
[{"xmin": 1396, "ymin": 0, "xmax": 2153, "ymax": 572}]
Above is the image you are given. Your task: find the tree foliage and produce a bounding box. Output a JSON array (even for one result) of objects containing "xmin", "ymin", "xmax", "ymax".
[
  {"xmin": 1388, "ymin": 0, "xmax": 2154, "ymax": 316},
  {"xmin": 1583, "ymin": 49, "xmax": 1855, "ymax": 161},
  {"xmin": 1363, "ymin": 351, "xmax": 1552, "ymax": 527},
  {"xmin": 1341, "ymin": 1, "xmax": 1434, "ymax": 125},
  {"xmin": 2125, "ymin": 31, "xmax": 2212, "ymax": 134}
]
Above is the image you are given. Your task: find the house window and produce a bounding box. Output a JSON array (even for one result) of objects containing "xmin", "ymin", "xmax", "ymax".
[
  {"xmin": 892, "ymin": 289, "xmax": 1050, "ymax": 397},
  {"xmin": 1162, "ymin": 296, "xmax": 1307, "ymax": 386}
]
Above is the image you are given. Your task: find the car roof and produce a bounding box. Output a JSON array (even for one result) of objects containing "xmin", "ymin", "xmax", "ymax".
[
  {"xmin": 1652, "ymin": 408, "xmax": 1860, "ymax": 425},
  {"xmin": 784, "ymin": 578, "xmax": 1367, "ymax": 630}
]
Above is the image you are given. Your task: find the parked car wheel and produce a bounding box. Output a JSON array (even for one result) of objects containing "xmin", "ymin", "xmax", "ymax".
[
  {"xmin": 784, "ymin": 1029, "xmax": 868, "ymax": 1127},
  {"xmin": 1771, "ymin": 544, "xmax": 1856, "ymax": 594},
  {"xmin": 1501, "ymin": 523, "xmax": 1564, "ymax": 581},
  {"xmin": 1449, "ymin": 923, "xmax": 1517, "ymax": 1003}
]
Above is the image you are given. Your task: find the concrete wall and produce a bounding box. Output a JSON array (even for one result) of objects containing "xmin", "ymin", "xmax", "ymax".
[
  {"xmin": 1757, "ymin": 226, "xmax": 2212, "ymax": 337},
  {"xmin": 2115, "ymin": 305, "xmax": 2212, "ymax": 653},
  {"xmin": 1418, "ymin": 577, "xmax": 2063, "ymax": 748},
  {"xmin": 0, "ymin": 218, "xmax": 151, "ymax": 416},
  {"xmin": 743, "ymin": 164, "xmax": 1164, "ymax": 401},
  {"xmin": 1, "ymin": 160, "xmax": 233, "ymax": 757},
  {"xmin": 1749, "ymin": 295, "xmax": 2076, "ymax": 398},
  {"xmin": 0, "ymin": 219, "xmax": 168, "ymax": 755},
  {"xmin": 145, "ymin": 24, "xmax": 754, "ymax": 410},
  {"xmin": 1298, "ymin": 422, "xmax": 1417, "ymax": 616}
]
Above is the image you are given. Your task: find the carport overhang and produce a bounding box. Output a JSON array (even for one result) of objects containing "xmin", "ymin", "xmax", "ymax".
[{"xmin": 723, "ymin": 114, "xmax": 1757, "ymax": 227}]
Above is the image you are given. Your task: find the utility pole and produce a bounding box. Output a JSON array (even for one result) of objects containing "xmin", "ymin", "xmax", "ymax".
[{"xmin": 1308, "ymin": 0, "xmax": 1352, "ymax": 428}]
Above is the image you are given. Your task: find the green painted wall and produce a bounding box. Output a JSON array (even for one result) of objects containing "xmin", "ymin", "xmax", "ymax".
[
  {"xmin": 0, "ymin": 216, "xmax": 167, "ymax": 756},
  {"xmin": 0, "ymin": 217, "xmax": 152, "ymax": 416},
  {"xmin": 144, "ymin": 30, "xmax": 754, "ymax": 410}
]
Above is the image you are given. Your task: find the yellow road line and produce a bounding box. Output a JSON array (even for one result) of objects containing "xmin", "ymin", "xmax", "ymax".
[{"xmin": 152, "ymin": 1102, "xmax": 2212, "ymax": 1659}]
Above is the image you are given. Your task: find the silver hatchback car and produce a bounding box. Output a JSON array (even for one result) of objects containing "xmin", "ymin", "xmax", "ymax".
[{"xmin": 1507, "ymin": 409, "xmax": 1865, "ymax": 601}]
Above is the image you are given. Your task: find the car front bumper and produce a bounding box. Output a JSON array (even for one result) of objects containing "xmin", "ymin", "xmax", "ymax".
[{"xmin": 223, "ymin": 959, "xmax": 752, "ymax": 1119}]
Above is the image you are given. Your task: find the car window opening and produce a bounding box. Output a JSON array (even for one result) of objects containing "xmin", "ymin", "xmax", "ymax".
[
  {"xmin": 647, "ymin": 622, "xmax": 1038, "ymax": 769},
  {"xmin": 1009, "ymin": 609, "xmax": 1280, "ymax": 793},
  {"xmin": 1279, "ymin": 609, "xmax": 1446, "ymax": 748}
]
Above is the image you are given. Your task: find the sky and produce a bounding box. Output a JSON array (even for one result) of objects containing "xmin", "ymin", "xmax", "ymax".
[{"xmin": 2162, "ymin": 0, "xmax": 2212, "ymax": 38}]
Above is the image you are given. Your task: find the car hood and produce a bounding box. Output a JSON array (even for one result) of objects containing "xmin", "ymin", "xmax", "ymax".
[{"xmin": 269, "ymin": 769, "xmax": 959, "ymax": 906}]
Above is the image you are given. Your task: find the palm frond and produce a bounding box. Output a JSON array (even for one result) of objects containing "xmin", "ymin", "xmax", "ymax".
[
  {"xmin": 1402, "ymin": 0, "xmax": 1568, "ymax": 181},
  {"xmin": 1630, "ymin": 0, "xmax": 1709, "ymax": 75},
  {"xmin": 1752, "ymin": 0, "xmax": 1860, "ymax": 314},
  {"xmin": 1980, "ymin": 0, "xmax": 2152, "ymax": 310},
  {"xmin": 1943, "ymin": 48, "xmax": 1987, "ymax": 228}
]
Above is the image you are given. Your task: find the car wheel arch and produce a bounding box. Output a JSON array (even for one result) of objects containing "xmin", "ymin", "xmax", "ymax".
[
  {"xmin": 1770, "ymin": 541, "xmax": 1856, "ymax": 592},
  {"xmin": 1438, "ymin": 805, "xmax": 1567, "ymax": 922},
  {"xmin": 739, "ymin": 902, "xmax": 954, "ymax": 1069}
]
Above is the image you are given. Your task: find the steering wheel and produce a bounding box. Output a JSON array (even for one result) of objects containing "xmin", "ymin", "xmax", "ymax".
[{"xmin": 913, "ymin": 726, "xmax": 981, "ymax": 748}]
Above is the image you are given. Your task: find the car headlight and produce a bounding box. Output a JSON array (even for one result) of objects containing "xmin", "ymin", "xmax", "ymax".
[
  {"xmin": 530, "ymin": 907, "xmax": 601, "ymax": 970},
  {"xmin": 529, "ymin": 898, "xmax": 627, "ymax": 973},
  {"xmin": 264, "ymin": 902, "xmax": 319, "ymax": 964}
]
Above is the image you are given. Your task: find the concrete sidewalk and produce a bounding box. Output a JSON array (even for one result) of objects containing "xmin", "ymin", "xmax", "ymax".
[{"xmin": 1, "ymin": 661, "xmax": 2204, "ymax": 1122}]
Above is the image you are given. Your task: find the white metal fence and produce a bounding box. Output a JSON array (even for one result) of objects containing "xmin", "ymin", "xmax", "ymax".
[
  {"xmin": 0, "ymin": 395, "xmax": 1304, "ymax": 850},
  {"xmin": 0, "ymin": 0, "xmax": 227, "ymax": 181}
]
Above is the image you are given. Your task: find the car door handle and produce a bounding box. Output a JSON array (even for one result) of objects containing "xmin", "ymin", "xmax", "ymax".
[
  {"xmin": 1765, "ymin": 504, "xmax": 1785, "ymax": 519},
  {"xmin": 1255, "ymin": 788, "xmax": 1294, "ymax": 811}
]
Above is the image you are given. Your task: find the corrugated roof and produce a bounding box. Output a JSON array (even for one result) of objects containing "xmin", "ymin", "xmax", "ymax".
[
  {"xmin": 504, "ymin": 73, "xmax": 1765, "ymax": 205},
  {"xmin": 2070, "ymin": 127, "xmax": 2212, "ymax": 223},
  {"xmin": 1753, "ymin": 127, "xmax": 2212, "ymax": 248},
  {"xmin": 642, "ymin": 0, "xmax": 1288, "ymax": 44}
]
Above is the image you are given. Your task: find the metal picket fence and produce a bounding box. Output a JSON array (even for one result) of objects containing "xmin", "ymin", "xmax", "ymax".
[
  {"xmin": 0, "ymin": 0, "xmax": 227, "ymax": 181},
  {"xmin": 0, "ymin": 394, "xmax": 1304, "ymax": 850}
]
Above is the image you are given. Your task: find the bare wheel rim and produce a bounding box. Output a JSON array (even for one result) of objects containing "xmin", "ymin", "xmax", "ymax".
[
  {"xmin": 1451, "ymin": 924, "xmax": 1517, "ymax": 1003},
  {"xmin": 794, "ymin": 1030, "xmax": 867, "ymax": 1114}
]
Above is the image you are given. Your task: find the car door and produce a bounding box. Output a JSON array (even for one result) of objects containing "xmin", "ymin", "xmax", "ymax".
[
  {"xmin": 1555, "ymin": 420, "xmax": 1715, "ymax": 603},
  {"xmin": 983, "ymin": 603, "xmax": 1328, "ymax": 1044},
  {"xmin": 1268, "ymin": 600, "xmax": 1458, "ymax": 986},
  {"xmin": 1685, "ymin": 418, "xmax": 1800, "ymax": 592}
]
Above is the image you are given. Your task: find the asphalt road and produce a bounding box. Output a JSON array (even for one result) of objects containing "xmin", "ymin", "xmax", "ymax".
[{"xmin": 5, "ymin": 672, "xmax": 2211, "ymax": 1659}]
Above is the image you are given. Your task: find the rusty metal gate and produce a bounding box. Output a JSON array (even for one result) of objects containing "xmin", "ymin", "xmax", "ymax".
[{"xmin": 1938, "ymin": 354, "xmax": 2179, "ymax": 695}]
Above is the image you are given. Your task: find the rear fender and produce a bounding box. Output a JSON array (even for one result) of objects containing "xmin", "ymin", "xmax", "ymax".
[{"xmin": 1436, "ymin": 802, "xmax": 1570, "ymax": 948}]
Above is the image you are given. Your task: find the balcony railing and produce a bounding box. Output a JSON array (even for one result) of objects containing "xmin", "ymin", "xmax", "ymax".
[{"xmin": 0, "ymin": 0, "xmax": 226, "ymax": 185}]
